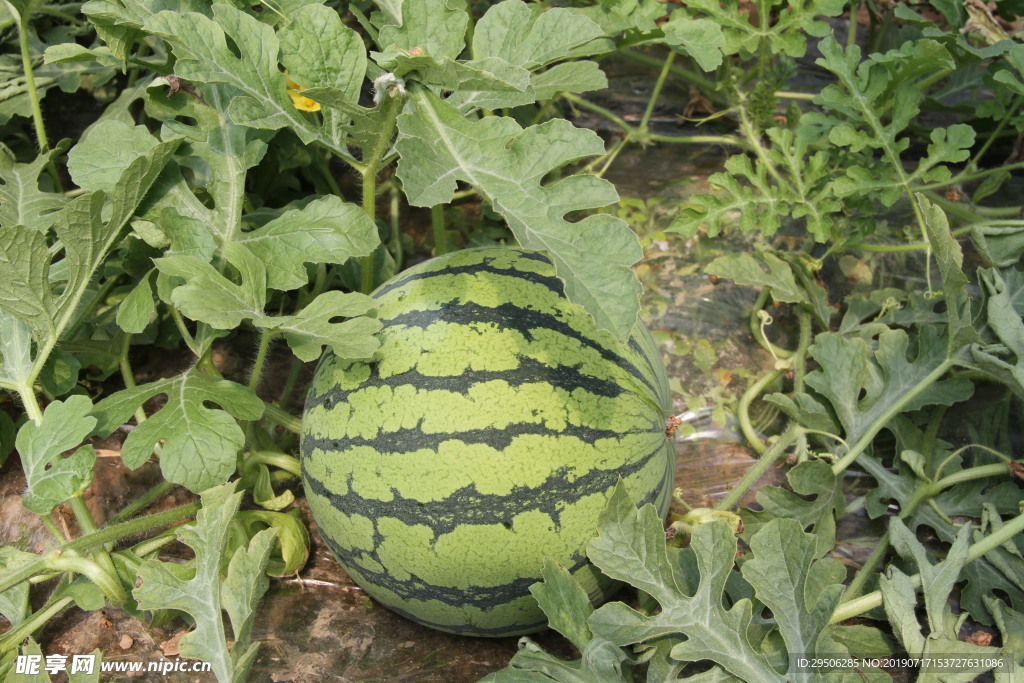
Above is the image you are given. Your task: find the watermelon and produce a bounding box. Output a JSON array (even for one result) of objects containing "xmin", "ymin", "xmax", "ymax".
[{"xmin": 301, "ymin": 247, "xmax": 674, "ymax": 637}]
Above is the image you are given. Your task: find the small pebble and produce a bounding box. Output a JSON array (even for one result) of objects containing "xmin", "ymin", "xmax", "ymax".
[{"xmin": 119, "ymin": 635, "xmax": 134, "ymax": 650}]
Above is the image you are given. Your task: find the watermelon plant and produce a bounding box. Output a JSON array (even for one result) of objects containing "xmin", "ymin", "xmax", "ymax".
[{"xmin": 0, "ymin": 0, "xmax": 1022, "ymax": 681}]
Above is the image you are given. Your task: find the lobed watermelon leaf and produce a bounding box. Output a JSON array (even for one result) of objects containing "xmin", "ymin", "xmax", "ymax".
[
  {"xmin": 0, "ymin": 309, "xmax": 34, "ymax": 393},
  {"xmin": 156, "ymin": 243, "xmax": 382, "ymax": 361},
  {"xmin": 233, "ymin": 196, "xmax": 379, "ymax": 292},
  {"xmin": 705, "ymin": 251, "xmax": 809, "ymax": 305},
  {"xmin": 90, "ymin": 370, "xmax": 264, "ymax": 492},
  {"xmin": 586, "ymin": 488, "xmax": 779, "ymax": 681},
  {"xmin": 0, "ymin": 142, "xmax": 68, "ymax": 234},
  {"xmin": 740, "ymin": 459, "xmax": 844, "ymax": 557},
  {"xmin": 767, "ymin": 326, "xmax": 974, "ymax": 454},
  {"xmin": 488, "ymin": 483, "xmax": 886, "ymax": 680},
  {"xmin": 396, "ymin": 88, "xmax": 642, "ymax": 340},
  {"xmin": 880, "ymin": 519, "xmax": 1005, "ymax": 679},
  {"xmin": 142, "ymin": 5, "xmax": 363, "ymax": 167},
  {"xmin": 134, "ymin": 484, "xmax": 275, "ymax": 683},
  {"xmin": 14, "ymin": 396, "xmax": 97, "ymax": 515}
]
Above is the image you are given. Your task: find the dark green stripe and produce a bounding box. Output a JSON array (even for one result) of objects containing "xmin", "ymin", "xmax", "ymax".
[
  {"xmin": 373, "ymin": 254, "xmax": 565, "ymax": 301},
  {"xmin": 382, "ymin": 300, "xmax": 660, "ymax": 400},
  {"xmin": 302, "ymin": 420, "xmax": 649, "ymax": 455},
  {"xmin": 628, "ymin": 336, "xmax": 668, "ymax": 409},
  {"xmin": 302, "ymin": 436, "xmax": 668, "ymax": 535},
  {"xmin": 304, "ymin": 354, "xmax": 626, "ymax": 413}
]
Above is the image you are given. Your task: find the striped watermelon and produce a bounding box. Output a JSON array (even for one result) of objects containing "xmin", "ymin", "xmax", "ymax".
[{"xmin": 301, "ymin": 247, "xmax": 674, "ymax": 637}]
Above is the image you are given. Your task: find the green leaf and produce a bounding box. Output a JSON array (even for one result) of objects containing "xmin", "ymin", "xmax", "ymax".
[
  {"xmin": 0, "ymin": 548, "xmax": 34, "ymax": 626},
  {"xmin": 55, "ymin": 576, "xmax": 106, "ymax": 612},
  {"xmin": 908, "ymin": 124, "xmax": 975, "ymax": 184},
  {"xmin": 66, "ymin": 120, "xmax": 160, "ymax": 192},
  {"xmin": 0, "ymin": 410, "xmax": 14, "ymax": 466},
  {"xmin": 740, "ymin": 519, "xmax": 847, "ymax": 670},
  {"xmin": 231, "ymin": 510, "xmax": 309, "ymax": 577},
  {"xmin": 53, "ymin": 139, "xmax": 181, "ymax": 340},
  {"xmin": 740, "ymin": 459, "xmax": 844, "ymax": 556},
  {"xmin": 888, "ymin": 518, "xmax": 970, "ymax": 638},
  {"xmin": 251, "ymin": 465, "xmax": 295, "ymax": 511},
  {"xmin": 15, "ymin": 395, "xmax": 97, "ymax": 514},
  {"xmin": 266, "ymin": 291, "xmax": 381, "ymax": 362},
  {"xmin": 42, "ymin": 42, "xmax": 121, "ymax": 69},
  {"xmin": 67, "ymin": 650, "xmax": 103, "ymax": 683},
  {"xmin": 799, "ymin": 327, "xmax": 973, "ymax": 446},
  {"xmin": 971, "ymin": 223, "xmax": 1024, "ymax": 268},
  {"xmin": 0, "ymin": 226, "xmax": 56, "ymax": 342},
  {"xmin": 879, "ymin": 565, "xmax": 925, "ymax": 655},
  {"xmin": 414, "ymin": 57, "xmax": 531, "ymax": 103},
  {"xmin": 669, "ymin": 129, "xmax": 841, "ymax": 243},
  {"xmin": 91, "ymin": 370, "xmax": 264, "ymax": 491},
  {"xmin": 0, "ymin": 143, "xmax": 67, "ymax": 233},
  {"xmin": 376, "ymin": 0, "xmax": 467, "ymax": 61},
  {"xmin": 115, "ymin": 270, "xmax": 156, "ymax": 334},
  {"xmin": 11, "ymin": 638, "xmax": 49, "ymax": 683},
  {"xmin": 142, "ymin": 6, "xmax": 359, "ymax": 164},
  {"xmin": 586, "ymin": 485, "xmax": 780, "ymax": 681},
  {"xmin": 278, "ymin": 3, "xmax": 367, "ymax": 140},
  {"xmin": 569, "ymin": 0, "xmax": 665, "ymax": 36},
  {"xmin": 670, "ymin": 158, "xmax": 784, "ymax": 239},
  {"xmin": 134, "ymin": 484, "xmax": 272, "ymax": 683},
  {"xmin": 681, "ymin": 0, "xmax": 844, "ymax": 58},
  {"xmin": 920, "ymin": 198, "xmax": 975, "ymax": 351},
  {"xmin": 396, "ymin": 88, "xmax": 641, "ymax": 339},
  {"xmin": 531, "ymin": 62, "xmax": 608, "ymax": 101},
  {"xmin": 154, "ymin": 243, "xmax": 267, "ymax": 330},
  {"xmin": 481, "ymin": 637, "xmax": 631, "ymax": 682},
  {"xmin": 705, "ymin": 252, "xmax": 808, "ymax": 304},
  {"xmin": 235, "ymin": 196, "xmax": 379, "ymax": 291},
  {"xmin": 971, "ymin": 268, "xmax": 1024, "ymax": 399},
  {"xmin": 530, "ymin": 559, "xmax": 595, "ymax": 651},
  {"xmin": 144, "ymin": 80, "xmax": 268, "ymax": 246},
  {"xmin": 661, "ymin": 16, "xmax": 725, "ymax": 71},
  {"xmin": 0, "ymin": 308, "xmax": 34, "ymax": 391},
  {"xmin": 986, "ymin": 595, "xmax": 1024, "ymax": 668},
  {"xmin": 38, "ymin": 348, "xmax": 81, "ymax": 396},
  {"xmin": 221, "ymin": 527, "xmax": 275, "ymax": 672},
  {"xmin": 880, "ymin": 519, "xmax": 1004, "ymax": 678},
  {"xmin": 472, "ymin": 0, "xmax": 604, "ymax": 70}
]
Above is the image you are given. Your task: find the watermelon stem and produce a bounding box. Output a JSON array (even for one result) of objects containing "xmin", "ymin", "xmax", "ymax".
[
  {"xmin": 431, "ymin": 204, "xmax": 448, "ymax": 255},
  {"xmin": 360, "ymin": 80, "xmax": 406, "ymax": 294},
  {"xmin": 262, "ymin": 402, "xmax": 302, "ymax": 434},
  {"xmin": 715, "ymin": 424, "xmax": 800, "ymax": 512},
  {"xmin": 249, "ymin": 329, "xmax": 273, "ymax": 392}
]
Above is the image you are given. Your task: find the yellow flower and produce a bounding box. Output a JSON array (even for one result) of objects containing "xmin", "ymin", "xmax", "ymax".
[{"xmin": 285, "ymin": 73, "xmax": 320, "ymax": 112}]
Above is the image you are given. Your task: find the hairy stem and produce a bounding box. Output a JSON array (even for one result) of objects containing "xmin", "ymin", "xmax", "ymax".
[
  {"xmin": 0, "ymin": 597, "xmax": 74, "ymax": 655},
  {"xmin": 15, "ymin": 9, "xmax": 61, "ymax": 189},
  {"xmin": 716, "ymin": 424, "xmax": 801, "ymax": 511},
  {"xmin": 248, "ymin": 328, "xmax": 273, "ymax": 392},
  {"xmin": 63, "ymin": 501, "xmax": 202, "ymax": 555},
  {"xmin": 262, "ymin": 402, "xmax": 302, "ymax": 434},
  {"xmin": 432, "ymin": 204, "xmax": 448, "ymax": 255},
  {"xmin": 360, "ymin": 87, "xmax": 406, "ymax": 293},
  {"xmin": 831, "ymin": 509, "xmax": 1024, "ymax": 623},
  {"xmin": 639, "ymin": 50, "xmax": 676, "ymax": 135},
  {"xmin": 109, "ymin": 480, "xmax": 175, "ymax": 525}
]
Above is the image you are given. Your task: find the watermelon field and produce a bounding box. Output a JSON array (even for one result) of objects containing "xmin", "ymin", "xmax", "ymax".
[{"xmin": 2, "ymin": 0, "xmax": 1024, "ymax": 681}]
